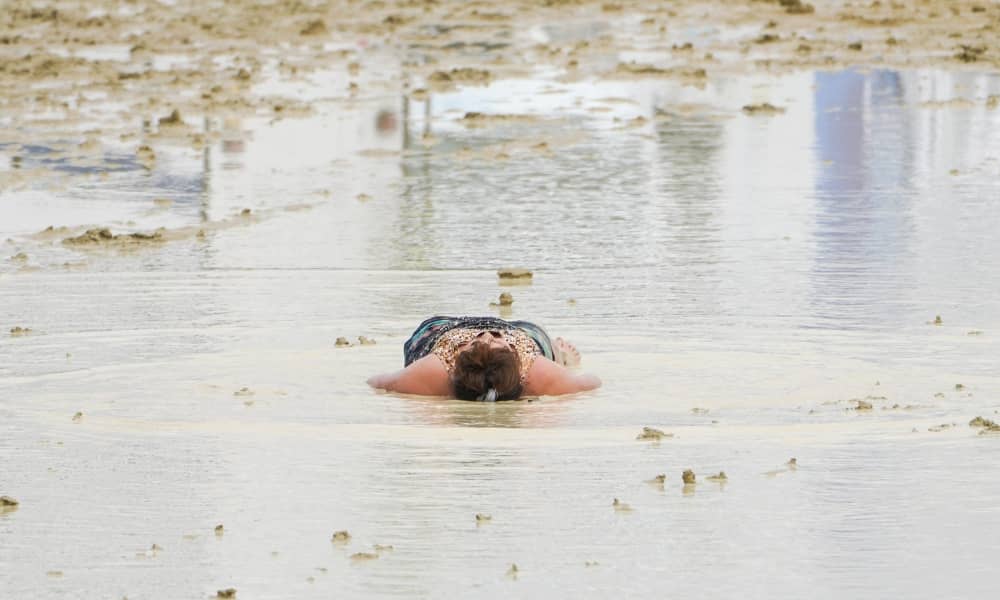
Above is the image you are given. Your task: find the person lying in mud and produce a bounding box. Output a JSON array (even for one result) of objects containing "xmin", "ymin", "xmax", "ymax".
[{"xmin": 368, "ymin": 316, "xmax": 601, "ymax": 400}]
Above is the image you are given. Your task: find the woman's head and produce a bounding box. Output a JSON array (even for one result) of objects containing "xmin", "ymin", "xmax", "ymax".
[{"xmin": 451, "ymin": 335, "xmax": 522, "ymax": 401}]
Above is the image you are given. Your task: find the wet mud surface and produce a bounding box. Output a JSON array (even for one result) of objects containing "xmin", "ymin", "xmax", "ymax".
[{"xmin": 2, "ymin": 1, "xmax": 1000, "ymax": 599}]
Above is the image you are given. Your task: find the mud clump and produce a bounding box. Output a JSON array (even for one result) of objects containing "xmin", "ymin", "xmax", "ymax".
[
  {"xmin": 63, "ymin": 228, "xmax": 164, "ymax": 246},
  {"xmin": 136, "ymin": 145, "xmax": 156, "ymax": 165},
  {"xmin": 158, "ymin": 109, "xmax": 182, "ymax": 126},
  {"xmin": 331, "ymin": 530, "xmax": 351, "ymax": 543},
  {"xmin": 956, "ymin": 45, "xmax": 986, "ymax": 63},
  {"xmin": 300, "ymin": 19, "xmax": 328, "ymax": 36},
  {"xmin": 461, "ymin": 112, "xmax": 535, "ymax": 127},
  {"xmin": 614, "ymin": 61, "xmax": 670, "ymax": 76},
  {"xmin": 969, "ymin": 416, "xmax": 997, "ymax": 428},
  {"xmin": 636, "ymin": 426, "xmax": 672, "ymax": 441},
  {"xmin": 742, "ymin": 103, "xmax": 786, "ymax": 115},
  {"xmin": 682, "ymin": 469, "xmax": 696, "ymax": 484},
  {"xmin": 350, "ymin": 552, "xmax": 378, "ymax": 561},
  {"xmin": 216, "ymin": 589, "xmax": 236, "ymax": 599},
  {"xmin": 853, "ymin": 399, "xmax": 873, "ymax": 411},
  {"xmin": 780, "ymin": 0, "xmax": 815, "ymax": 14},
  {"xmin": 612, "ymin": 498, "xmax": 633, "ymax": 512},
  {"xmin": 65, "ymin": 228, "xmax": 113, "ymax": 243},
  {"xmin": 428, "ymin": 68, "xmax": 492, "ymax": 87},
  {"xmin": 491, "ymin": 292, "xmax": 513, "ymax": 307},
  {"xmin": 497, "ymin": 268, "xmax": 533, "ymax": 281},
  {"xmin": 706, "ymin": 471, "xmax": 728, "ymax": 482}
]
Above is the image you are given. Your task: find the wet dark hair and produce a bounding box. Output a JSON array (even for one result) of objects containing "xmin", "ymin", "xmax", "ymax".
[{"xmin": 451, "ymin": 341, "xmax": 522, "ymax": 401}]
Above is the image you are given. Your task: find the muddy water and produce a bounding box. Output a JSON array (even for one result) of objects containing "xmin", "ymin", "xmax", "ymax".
[{"xmin": 3, "ymin": 53, "xmax": 1000, "ymax": 600}]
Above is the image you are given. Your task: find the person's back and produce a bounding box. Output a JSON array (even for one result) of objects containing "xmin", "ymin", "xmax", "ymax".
[{"xmin": 368, "ymin": 316, "xmax": 600, "ymax": 399}]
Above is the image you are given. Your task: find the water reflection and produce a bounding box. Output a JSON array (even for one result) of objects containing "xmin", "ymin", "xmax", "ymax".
[
  {"xmin": 402, "ymin": 396, "xmax": 572, "ymax": 428},
  {"xmin": 809, "ymin": 69, "xmax": 916, "ymax": 330}
]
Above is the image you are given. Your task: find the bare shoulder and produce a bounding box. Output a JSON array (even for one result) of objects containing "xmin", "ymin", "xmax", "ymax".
[
  {"xmin": 523, "ymin": 357, "xmax": 601, "ymax": 396},
  {"xmin": 367, "ymin": 355, "xmax": 451, "ymax": 396}
]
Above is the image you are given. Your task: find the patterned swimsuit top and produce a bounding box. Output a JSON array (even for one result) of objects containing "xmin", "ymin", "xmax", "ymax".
[{"xmin": 431, "ymin": 327, "xmax": 541, "ymax": 382}]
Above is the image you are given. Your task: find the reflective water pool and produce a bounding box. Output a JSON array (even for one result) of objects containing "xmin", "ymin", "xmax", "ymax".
[{"xmin": 3, "ymin": 20, "xmax": 1000, "ymax": 600}]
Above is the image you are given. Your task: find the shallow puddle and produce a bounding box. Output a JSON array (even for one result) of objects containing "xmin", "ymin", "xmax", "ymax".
[{"xmin": 2, "ymin": 6, "xmax": 1000, "ymax": 598}]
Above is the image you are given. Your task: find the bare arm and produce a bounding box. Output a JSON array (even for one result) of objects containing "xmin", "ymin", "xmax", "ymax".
[
  {"xmin": 367, "ymin": 355, "xmax": 452, "ymax": 396},
  {"xmin": 523, "ymin": 357, "xmax": 602, "ymax": 396}
]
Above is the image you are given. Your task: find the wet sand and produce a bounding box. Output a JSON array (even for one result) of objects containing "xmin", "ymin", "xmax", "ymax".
[{"xmin": 3, "ymin": 1, "xmax": 1000, "ymax": 598}]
